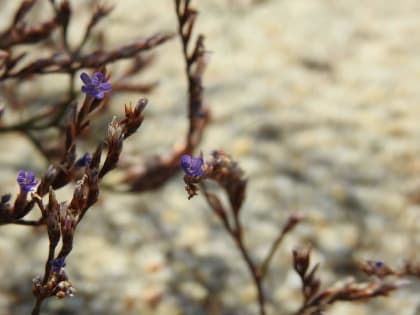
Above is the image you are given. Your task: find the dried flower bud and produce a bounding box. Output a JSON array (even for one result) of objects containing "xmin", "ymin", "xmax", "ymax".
[
  {"xmin": 57, "ymin": 1, "xmax": 71, "ymax": 35},
  {"xmin": 360, "ymin": 260, "xmax": 394, "ymax": 278},
  {"xmin": 120, "ymin": 98, "xmax": 147, "ymax": 138},
  {"xmin": 97, "ymin": 119, "xmax": 123, "ymax": 178},
  {"xmin": 293, "ymin": 246, "xmax": 312, "ymax": 278},
  {"xmin": 45, "ymin": 188, "xmax": 61, "ymax": 247}
]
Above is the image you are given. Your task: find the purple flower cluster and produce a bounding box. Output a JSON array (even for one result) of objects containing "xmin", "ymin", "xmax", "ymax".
[
  {"xmin": 16, "ymin": 170, "xmax": 38, "ymax": 193},
  {"xmin": 80, "ymin": 72, "xmax": 112, "ymax": 99},
  {"xmin": 181, "ymin": 154, "xmax": 205, "ymax": 177},
  {"xmin": 75, "ymin": 152, "xmax": 92, "ymax": 167}
]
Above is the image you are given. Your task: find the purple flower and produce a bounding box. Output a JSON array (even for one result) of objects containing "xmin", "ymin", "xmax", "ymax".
[
  {"xmin": 17, "ymin": 170, "xmax": 38, "ymax": 193},
  {"xmin": 80, "ymin": 71, "xmax": 112, "ymax": 99},
  {"xmin": 181, "ymin": 154, "xmax": 205, "ymax": 177},
  {"xmin": 373, "ymin": 261, "xmax": 384, "ymax": 268},
  {"xmin": 366, "ymin": 260, "xmax": 384, "ymax": 269},
  {"xmin": 75, "ymin": 152, "xmax": 92, "ymax": 167},
  {"xmin": 50, "ymin": 257, "xmax": 66, "ymax": 272}
]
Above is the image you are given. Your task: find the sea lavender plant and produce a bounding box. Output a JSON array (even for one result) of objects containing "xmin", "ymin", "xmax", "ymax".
[
  {"xmin": 0, "ymin": 1, "xmax": 418, "ymax": 315},
  {"xmin": 0, "ymin": 0, "xmax": 209, "ymax": 312},
  {"xmin": 181, "ymin": 150, "xmax": 419, "ymax": 315}
]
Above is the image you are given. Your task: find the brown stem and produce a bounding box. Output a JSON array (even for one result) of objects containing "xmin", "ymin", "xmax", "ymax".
[
  {"xmin": 260, "ymin": 228, "xmax": 289, "ymax": 279},
  {"xmin": 42, "ymin": 243, "xmax": 56, "ymax": 284},
  {"xmin": 260, "ymin": 214, "xmax": 302, "ymax": 279},
  {"xmin": 174, "ymin": 0, "xmax": 200, "ymax": 148},
  {"xmin": 232, "ymin": 230, "xmax": 266, "ymax": 315},
  {"xmin": 200, "ymin": 183, "xmax": 266, "ymax": 315},
  {"xmin": 31, "ymin": 298, "xmax": 43, "ymax": 315},
  {"xmin": 6, "ymin": 218, "xmax": 44, "ymax": 226}
]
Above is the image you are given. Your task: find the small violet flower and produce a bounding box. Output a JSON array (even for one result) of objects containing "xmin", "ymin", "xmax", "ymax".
[
  {"xmin": 373, "ymin": 261, "xmax": 384, "ymax": 268},
  {"xmin": 366, "ymin": 260, "xmax": 385, "ymax": 269},
  {"xmin": 17, "ymin": 170, "xmax": 38, "ymax": 193},
  {"xmin": 181, "ymin": 154, "xmax": 205, "ymax": 177},
  {"xmin": 80, "ymin": 71, "xmax": 112, "ymax": 99},
  {"xmin": 75, "ymin": 152, "xmax": 92, "ymax": 167},
  {"xmin": 50, "ymin": 257, "xmax": 66, "ymax": 272}
]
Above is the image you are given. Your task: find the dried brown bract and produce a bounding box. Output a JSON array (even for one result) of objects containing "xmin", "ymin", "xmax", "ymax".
[
  {"xmin": 293, "ymin": 247, "xmax": 402, "ymax": 315},
  {"xmin": 25, "ymin": 94, "xmax": 145, "ymax": 313},
  {"xmin": 360, "ymin": 259, "xmax": 420, "ymax": 279}
]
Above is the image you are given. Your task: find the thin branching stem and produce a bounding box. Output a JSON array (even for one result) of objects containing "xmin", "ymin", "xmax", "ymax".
[
  {"xmin": 2, "ymin": 218, "xmax": 43, "ymax": 226},
  {"xmin": 31, "ymin": 298, "xmax": 43, "ymax": 315},
  {"xmin": 200, "ymin": 183, "xmax": 266, "ymax": 315},
  {"xmin": 232, "ymin": 230, "xmax": 266, "ymax": 315}
]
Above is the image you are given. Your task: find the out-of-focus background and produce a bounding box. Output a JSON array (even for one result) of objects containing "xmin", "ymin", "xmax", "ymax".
[{"xmin": 0, "ymin": 0, "xmax": 419, "ymax": 314}]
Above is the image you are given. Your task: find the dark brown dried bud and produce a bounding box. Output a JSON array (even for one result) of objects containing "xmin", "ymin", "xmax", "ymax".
[
  {"xmin": 60, "ymin": 203, "xmax": 76, "ymax": 239},
  {"xmin": 284, "ymin": 213, "xmax": 304, "ymax": 234},
  {"xmin": 184, "ymin": 180, "xmax": 199, "ymax": 200},
  {"xmin": 85, "ymin": 167, "xmax": 99, "ymax": 209},
  {"xmin": 304, "ymin": 263, "xmax": 321, "ymax": 300},
  {"xmin": 229, "ymin": 178, "xmax": 246, "ymax": 216},
  {"xmin": 45, "ymin": 188, "xmax": 61, "ymax": 247},
  {"xmin": 120, "ymin": 98, "xmax": 147, "ymax": 138},
  {"xmin": 359, "ymin": 260, "xmax": 394, "ymax": 278},
  {"xmin": 69, "ymin": 175, "xmax": 88, "ymax": 213},
  {"xmin": 57, "ymin": 1, "xmax": 71, "ymax": 35},
  {"xmin": 293, "ymin": 246, "xmax": 312, "ymax": 278},
  {"xmin": 99, "ymin": 118, "xmax": 123, "ymax": 178}
]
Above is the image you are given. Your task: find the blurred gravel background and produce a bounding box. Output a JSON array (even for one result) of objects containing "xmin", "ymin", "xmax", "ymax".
[{"xmin": 0, "ymin": 0, "xmax": 419, "ymax": 314}]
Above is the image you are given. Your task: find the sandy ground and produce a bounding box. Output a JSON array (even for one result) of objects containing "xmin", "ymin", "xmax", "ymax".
[{"xmin": 0, "ymin": 0, "xmax": 419, "ymax": 314}]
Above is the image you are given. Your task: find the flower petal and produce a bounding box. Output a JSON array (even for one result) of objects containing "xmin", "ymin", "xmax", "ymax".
[
  {"xmin": 92, "ymin": 72, "xmax": 104, "ymax": 84},
  {"xmin": 100, "ymin": 82, "xmax": 112, "ymax": 92},
  {"xmin": 80, "ymin": 72, "xmax": 91, "ymax": 85},
  {"xmin": 82, "ymin": 86, "xmax": 96, "ymax": 97},
  {"xmin": 95, "ymin": 91, "xmax": 105, "ymax": 99}
]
